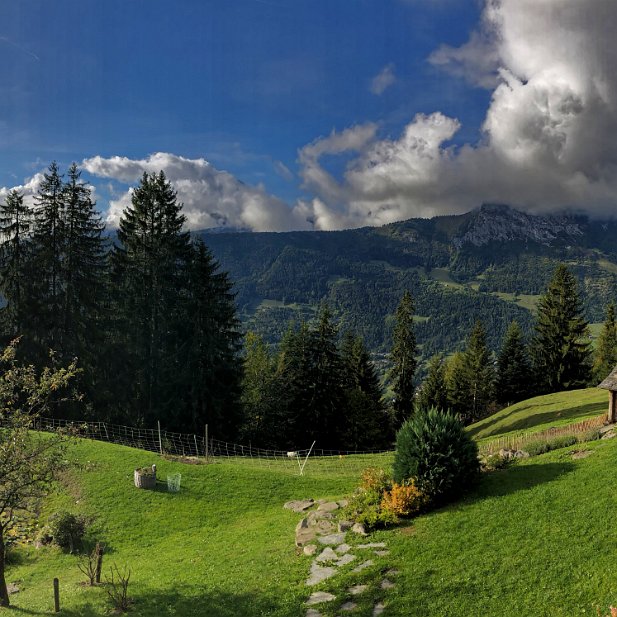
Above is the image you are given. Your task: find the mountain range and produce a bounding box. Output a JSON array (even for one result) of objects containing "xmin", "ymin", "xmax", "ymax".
[{"xmin": 201, "ymin": 204, "xmax": 617, "ymax": 363}]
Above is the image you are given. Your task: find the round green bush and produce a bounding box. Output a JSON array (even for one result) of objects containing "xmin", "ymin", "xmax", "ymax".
[{"xmin": 392, "ymin": 407, "xmax": 480, "ymax": 504}]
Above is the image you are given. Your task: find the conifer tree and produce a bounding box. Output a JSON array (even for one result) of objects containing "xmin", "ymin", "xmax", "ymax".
[
  {"xmin": 0, "ymin": 190, "xmax": 33, "ymax": 340},
  {"xmin": 389, "ymin": 291, "xmax": 417, "ymax": 428},
  {"xmin": 531, "ymin": 264, "xmax": 591, "ymax": 393},
  {"xmin": 417, "ymin": 354, "xmax": 448, "ymax": 412},
  {"xmin": 495, "ymin": 321, "xmax": 532, "ymax": 405},
  {"xmin": 593, "ymin": 302, "xmax": 617, "ymax": 382}
]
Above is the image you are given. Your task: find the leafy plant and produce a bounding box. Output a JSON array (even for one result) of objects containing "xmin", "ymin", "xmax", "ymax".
[
  {"xmin": 380, "ymin": 481, "xmax": 427, "ymax": 517},
  {"xmin": 48, "ymin": 511, "xmax": 88, "ymax": 554},
  {"xmin": 393, "ymin": 407, "xmax": 480, "ymax": 504}
]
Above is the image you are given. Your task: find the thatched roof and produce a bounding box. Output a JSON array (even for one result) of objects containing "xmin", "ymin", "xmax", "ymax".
[{"xmin": 598, "ymin": 366, "xmax": 617, "ymax": 391}]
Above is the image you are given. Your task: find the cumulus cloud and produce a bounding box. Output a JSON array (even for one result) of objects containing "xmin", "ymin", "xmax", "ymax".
[
  {"xmin": 370, "ymin": 64, "xmax": 396, "ymax": 95},
  {"xmin": 296, "ymin": 0, "xmax": 617, "ymax": 228},
  {"xmin": 82, "ymin": 152, "xmax": 311, "ymax": 232}
]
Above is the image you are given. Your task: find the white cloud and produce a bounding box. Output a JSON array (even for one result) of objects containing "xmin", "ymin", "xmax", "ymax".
[
  {"xmin": 82, "ymin": 153, "xmax": 311, "ymax": 232},
  {"xmin": 370, "ymin": 64, "xmax": 396, "ymax": 95},
  {"xmin": 296, "ymin": 0, "xmax": 617, "ymax": 228}
]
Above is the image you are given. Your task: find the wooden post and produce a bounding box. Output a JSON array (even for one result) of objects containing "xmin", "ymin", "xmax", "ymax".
[
  {"xmin": 53, "ymin": 578, "xmax": 60, "ymax": 612},
  {"xmin": 157, "ymin": 421, "xmax": 163, "ymax": 455},
  {"xmin": 609, "ymin": 391, "xmax": 617, "ymax": 424},
  {"xmin": 95, "ymin": 543, "xmax": 104, "ymax": 584}
]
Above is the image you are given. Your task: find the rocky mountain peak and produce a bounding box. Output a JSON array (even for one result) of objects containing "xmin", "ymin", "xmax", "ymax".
[{"xmin": 452, "ymin": 204, "xmax": 585, "ymax": 248}]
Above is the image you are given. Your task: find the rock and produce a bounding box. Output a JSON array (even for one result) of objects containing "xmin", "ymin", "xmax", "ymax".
[
  {"xmin": 374, "ymin": 550, "xmax": 390, "ymax": 557},
  {"xmin": 357, "ymin": 542, "xmax": 386, "ymax": 549},
  {"xmin": 307, "ymin": 510, "xmax": 334, "ymax": 522},
  {"xmin": 306, "ymin": 563, "xmax": 337, "ymax": 586},
  {"xmin": 602, "ymin": 429, "xmax": 616, "ymax": 440},
  {"xmin": 284, "ymin": 499, "xmax": 315, "ymax": 513},
  {"xmin": 340, "ymin": 601, "xmax": 357, "ymax": 611},
  {"xmin": 336, "ymin": 553, "xmax": 356, "ymax": 566},
  {"xmin": 338, "ymin": 499, "xmax": 349, "ymax": 508},
  {"xmin": 306, "ymin": 610, "xmax": 322, "ymax": 617},
  {"xmin": 336, "ymin": 543, "xmax": 351, "ymax": 554},
  {"xmin": 381, "ymin": 579, "xmax": 395, "ymax": 589},
  {"xmin": 351, "ymin": 523, "xmax": 367, "ymax": 536},
  {"xmin": 317, "ymin": 501, "xmax": 339, "ymax": 512},
  {"xmin": 338, "ymin": 520, "xmax": 353, "ymax": 532},
  {"xmin": 296, "ymin": 523, "xmax": 317, "ymax": 547},
  {"xmin": 7, "ymin": 583, "xmax": 19, "ymax": 595},
  {"xmin": 316, "ymin": 547, "xmax": 339, "ymax": 563},
  {"xmin": 306, "ymin": 591, "xmax": 336, "ymax": 605},
  {"xmin": 513, "ymin": 450, "xmax": 529, "ymax": 459},
  {"xmin": 307, "ymin": 511, "xmax": 336, "ymax": 533},
  {"xmin": 317, "ymin": 532, "xmax": 346, "ymax": 545},
  {"xmin": 349, "ymin": 584, "xmax": 368, "ymax": 596},
  {"xmin": 304, "ymin": 544, "xmax": 318, "ymax": 556},
  {"xmin": 352, "ymin": 559, "xmax": 374, "ymax": 573},
  {"xmin": 498, "ymin": 448, "xmax": 515, "ymax": 460},
  {"xmin": 572, "ymin": 450, "xmax": 592, "ymax": 459},
  {"xmin": 373, "ymin": 602, "xmax": 386, "ymax": 616}
]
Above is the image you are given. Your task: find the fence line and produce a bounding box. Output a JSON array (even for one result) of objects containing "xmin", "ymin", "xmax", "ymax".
[{"xmin": 478, "ymin": 414, "xmax": 606, "ymax": 455}]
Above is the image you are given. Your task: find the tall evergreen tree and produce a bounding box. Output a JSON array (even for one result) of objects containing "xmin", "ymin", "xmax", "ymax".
[
  {"xmin": 0, "ymin": 190, "xmax": 33, "ymax": 340},
  {"xmin": 389, "ymin": 291, "xmax": 417, "ymax": 428},
  {"xmin": 417, "ymin": 354, "xmax": 448, "ymax": 412},
  {"xmin": 495, "ymin": 321, "xmax": 532, "ymax": 406},
  {"xmin": 593, "ymin": 302, "xmax": 617, "ymax": 382},
  {"xmin": 532, "ymin": 264, "xmax": 591, "ymax": 393},
  {"xmin": 111, "ymin": 171, "xmax": 192, "ymax": 426}
]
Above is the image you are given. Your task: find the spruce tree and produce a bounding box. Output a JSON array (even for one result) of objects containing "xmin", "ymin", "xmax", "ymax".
[
  {"xmin": 593, "ymin": 302, "xmax": 617, "ymax": 382},
  {"xmin": 0, "ymin": 190, "xmax": 33, "ymax": 340},
  {"xmin": 532, "ymin": 264, "xmax": 591, "ymax": 393},
  {"xmin": 495, "ymin": 321, "xmax": 532, "ymax": 405},
  {"xmin": 111, "ymin": 171, "xmax": 192, "ymax": 426},
  {"xmin": 389, "ymin": 291, "xmax": 417, "ymax": 428},
  {"xmin": 417, "ymin": 354, "xmax": 448, "ymax": 412}
]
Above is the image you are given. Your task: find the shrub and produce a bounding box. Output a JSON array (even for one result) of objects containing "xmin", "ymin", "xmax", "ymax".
[
  {"xmin": 343, "ymin": 488, "xmax": 398, "ymax": 529},
  {"xmin": 524, "ymin": 434, "xmax": 578, "ymax": 456},
  {"xmin": 393, "ymin": 407, "xmax": 480, "ymax": 504},
  {"xmin": 380, "ymin": 481, "xmax": 427, "ymax": 517},
  {"xmin": 48, "ymin": 511, "xmax": 88, "ymax": 553},
  {"xmin": 360, "ymin": 467, "xmax": 390, "ymax": 493}
]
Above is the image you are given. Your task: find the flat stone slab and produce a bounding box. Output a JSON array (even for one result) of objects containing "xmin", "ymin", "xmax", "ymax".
[
  {"xmin": 349, "ymin": 584, "xmax": 369, "ymax": 596},
  {"xmin": 338, "ymin": 520, "xmax": 353, "ymax": 532},
  {"xmin": 373, "ymin": 602, "xmax": 385, "ymax": 616},
  {"xmin": 352, "ymin": 559, "xmax": 374, "ymax": 573},
  {"xmin": 357, "ymin": 543, "xmax": 387, "ymax": 549},
  {"xmin": 306, "ymin": 591, "xmax": 336, "ymax": 605},
  {"xmin": 351, "ymin": 523, "xmax": 367, "ymax": 536},
  {"xmin": 336, "ymin": 553, "xmax": 356, "ymax": 566},
  {"xmin": 336, "ymin": 543, "xmax": 352, "ymax": 554},
  {"xmin": 318, "ymin": 532, "xmax": 346, "ymax": 545},
  {"xmin": 284, "ymin": 499, "xmax": 315, "ymax": 513},
  {"xmin": 306, "ymin": 610, "xmax": 322, "ymax": 617},
  {"xmin": 296, "ymin": 526, "xmax": 317, "ymax": 547},
  {"xmin": 381, "ymin": 578, "xmax": 395, "ymax": 590},
  {"xmin": 316, "ymin": 547, "xmax": 339, "ymax": 563},
  {"xmin": 375, "ymin": 550, "xmax": 390, "ymax": 557},
  {"xmin": 317, "ymin": 501, "xmax": 339, "ymax": 512},
  {"xmin": 341, "ymin": 601, "xmax": 357, "ymax": 611},
  {"xmin": 338, "ymin": 499, "xmax": 349, "ymax": 508},
  {"xmin": 304, "ymin": 544, "xmax": 318, "ymax": 556},
  {"xmin": 306, "ymin": 563, "xmax": 337, "ymax": 586}
]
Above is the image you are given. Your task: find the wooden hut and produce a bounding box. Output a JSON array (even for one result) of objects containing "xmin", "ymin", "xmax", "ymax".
[{"xmin": 598, "ymin": 366, "xmax": 617, "ymax": 423}]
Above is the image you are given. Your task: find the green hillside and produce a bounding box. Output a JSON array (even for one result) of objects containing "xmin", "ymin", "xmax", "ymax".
[
  {"xmin": 6, "ymin": 390, "xmax": 617, "ymax": 616},
  {"xmin": 468, "ymin": 388, "xmax": 607, "ymax": 441}
]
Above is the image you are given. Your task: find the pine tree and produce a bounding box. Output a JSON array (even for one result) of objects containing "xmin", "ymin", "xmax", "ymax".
[
  {"xmin": 417, "ymin": 354, "xmax": 448, "ymax": 412},
  {"xmin": 593, "ymin": 302, "xmax": 617, "ymax": 382},
  {"xmin": 0, "ymin": 190, "xmax": 33, "ymax": 340},
  {"xmin": 532, "ymin": 264, "xmax": 591, "ymax": 393},
  {"xmin": 495, "ymin": 321, "xmax": 532, "ymax": 406},
  {"xmin": 111, "ymin": 171, "xmax": 192, "ymax": 426},
  {"xmin": 31, "ymin": 162, "xmax": 65, "ymax": 353},
  {"xmin": 446, "ymin": 323, "xmax": 495, "ymax": 423},
  {"xmin": 389, "ymin": 291, "xmax": 417, "ymax": 428}
]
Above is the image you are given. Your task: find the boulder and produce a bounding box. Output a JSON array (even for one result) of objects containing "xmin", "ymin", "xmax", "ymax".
[
  {"xmin": 284, "ymin": 499, "xmax": 315, "ymax": 513},
  {"xmin": 317, "ymin": 501, "xmax": 339, "ymax": 512},
  {"xmin": 317, "ymin": 532, "xmax": 346, "ymax": 545},
  {"xmin": 351, "ymin": 522, "xmax": 367, "ymax": 536}
]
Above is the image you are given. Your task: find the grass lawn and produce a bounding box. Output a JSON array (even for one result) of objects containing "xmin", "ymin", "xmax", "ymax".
[{"xmin": 468, "ymin": 388, "xmax": 607, "ymax": 441}]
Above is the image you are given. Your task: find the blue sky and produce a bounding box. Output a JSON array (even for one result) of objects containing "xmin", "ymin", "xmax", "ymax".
[{"xmin": 1, "ymin": 1, "xmax": 616, "ymax": 231}]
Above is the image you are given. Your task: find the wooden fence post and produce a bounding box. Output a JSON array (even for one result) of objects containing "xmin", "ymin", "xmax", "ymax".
[
  {"xmin": 95, "ymin": 543, "xmax": 104, "ymax": 584},
  {"xmin": 53, "ymin": 578, "xmax": 60, "ymax": 612}
]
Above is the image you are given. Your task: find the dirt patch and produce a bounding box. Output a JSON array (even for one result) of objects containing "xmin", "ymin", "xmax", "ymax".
[
  {"xmin": 400, "ymin": 525, "xmax": 417, "ymax": 537},
  {"xmin": 571, "ymin": 450, "xmax": 593, "ymax": 460}
]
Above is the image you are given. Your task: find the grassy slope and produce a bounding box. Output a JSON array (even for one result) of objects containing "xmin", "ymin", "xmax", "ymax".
[
  {"xmin": 468, "ymin": 387, "xmax": 607, "ymax": 441},
  {"xmin": 7, "ymin": 440, "xmax": 359, "ymax": 617}
]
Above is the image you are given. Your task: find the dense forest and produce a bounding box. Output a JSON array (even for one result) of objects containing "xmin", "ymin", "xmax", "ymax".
[{"xmin": 1, "ymin": 167, "xmax": 615, "ymax": 451}]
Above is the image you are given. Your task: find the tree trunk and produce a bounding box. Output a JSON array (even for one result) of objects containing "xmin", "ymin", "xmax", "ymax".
[{"xmin": 0, "ymin": 525, "xmax": 11, "ymax": 607}]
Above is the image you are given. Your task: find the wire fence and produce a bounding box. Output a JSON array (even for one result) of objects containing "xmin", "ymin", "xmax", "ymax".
[{"xmin": 32, "ymin": 416, "xmax": 394, "ymax": 477}]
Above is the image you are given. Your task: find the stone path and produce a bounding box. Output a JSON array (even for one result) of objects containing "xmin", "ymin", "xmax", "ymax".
[{"xmin": 284, "ymin": 498, "xmax": 400, "ymax": 616}]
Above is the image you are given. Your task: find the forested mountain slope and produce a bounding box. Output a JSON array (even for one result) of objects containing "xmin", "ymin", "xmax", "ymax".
[{"xmin": 202, "ymin": 204, "xmax": 617, "ymax": 359}]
